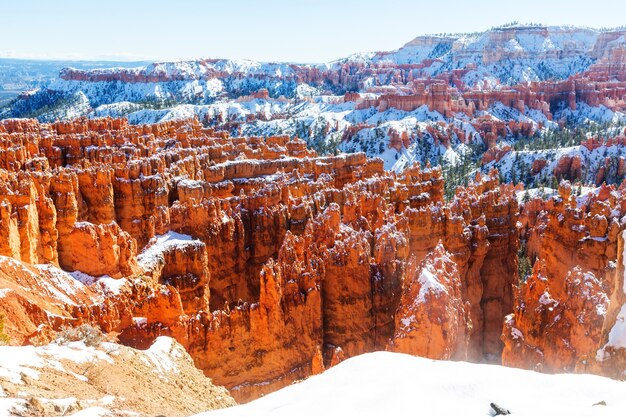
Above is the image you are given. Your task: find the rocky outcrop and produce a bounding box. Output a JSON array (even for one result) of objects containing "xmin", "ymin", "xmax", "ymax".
[
  {"xmin": 389, "ymin": 243, "xmax": 470, "ymax": 359},
  {"xmin": 503, "ymin": 182, "xmax": 626, "ymax": 376},
  {"xmin": 61, "ymin": 221, "xmax": 139, "ymax": 278},
  {"xmin": 5, "ymin": 116, "xmax": 624, "ymax": 404},
  {"xmin": 0, "ymin": 336, "xmax": 236, "ymax": 417},
  {"xmin": 0, "ymin": 255, "xmax": 134, "ymax": 345},
  {"xmin": 502, "ymin": 261, "xmax": 609, "ymax": 371}
]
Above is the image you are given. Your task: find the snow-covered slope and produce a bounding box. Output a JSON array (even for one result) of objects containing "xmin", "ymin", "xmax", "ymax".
[
  {"xmin": 7, "ymin": 25, "xmax": 626, "ymax": 115},
  {"xmin": 196, "ymin": 351, "xmax": 626, "ymax": 417},
  {"xmin": 4, "ymin": 24, "xmax": 626, "ymax": 179},
  {"xmin": 371, "ymin": 25, "xmax": 619, "ymax": 85},
  {"xmin": 0, "ymin": 337, "xmax": 235, "ymax": 417}
]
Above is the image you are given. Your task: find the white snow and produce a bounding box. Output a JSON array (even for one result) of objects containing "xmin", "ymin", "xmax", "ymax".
[
  {"xmin": 137, "ymin": 231, "xmax": 202, "ymax": 272},
  {"xmin": 0, "ymin": 341, "xmax": 112, "ymax": 386},
  {"xmin": 417, "ymin": 268, "xmax": 448, "ymax": 303},
  {"xmin": 132, "ymin": 317, "xmax": 147, "ymax": 327},
  {"xmin": 35, "ymin": 263, "xmax": 86, "ymax": 304},
  {"xmin": 70, "ymin": 270, "xmax": 100, "ymax": 286},
  {"xmin": 0, "ymin": 397, "xmax": 26, "ymax": 416},
  {"xmin": 0, "ymin": 257, "xmax": 90, "ymax": 306},
  {"xmin": 0, "ymin": 338, "xmax": 191, "ymax": 416},
  {"xmin": 538, "ymin": 291, "xmax": 557, "ymax": 307},
  {"xmin": 96, "ymin": 277, "xmax": 127, "ymax": 296},
  {"xmin": 371, "ymin": 26, "xmax": 602, "ymax": 86},
  {"xmin": 516, "ymin": 187, "xmax": 557, "ymax": 203},
  {"xmin": 195, "ymin": 351, "xmax": 626, "ymax": 417},
  {"xmin": 487, "ymin": 136, "xmax": 626, "ymax": 189},
  {"xmin": 66, "ymin": 406, "xmax": 115, "ymax": 417},
  {"xmin": 597, "ymin": 304, "xmax": 626, "ymax": 362},
  {"xmin": 8, "ymin": 25, "xmax": 626, "ymax": 175},
  {"xmin": 145, "ymin": 336, "xmax": 183, "ymax": 377}
]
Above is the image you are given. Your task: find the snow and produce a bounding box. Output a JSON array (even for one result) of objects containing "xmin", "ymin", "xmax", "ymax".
[
  {"xmin": 65, "ymin": 269, "xmax": 125, "ymax": 296},
  {"xmin": 0, "ymin": 257, "xmax": 91, "ymax": 306},
  {"xmin": 417, "ymin": 268, "xmax": 448, "ymax": 303},
  {"xmin": 0, "ymin": 345, "xmax": 44, "ymax": 384},
  {"xmin": 137, "ymin": 231, "xmax": 202, "ymax": 272},
  {"xmin": 195, "ymin": 351, "xmax": 626, "ymax": 417},
  {"xmin": 556, "ymin": 103, "xmax": 626, "ymax": 126},
  {"xmin": 0, "ymin": 341, "xmax": 113, "ymax": 388},
  {"xmin": 0, "ymin": 397, "xmax": 26, "ymax": 416},
  {"xmin": 35, "ymin": 263, "xmax": 86, "ymax": 304},
  {"xmin": 132, "ymin": 317, "xmax": 147, "ymax": 327},
  {"xmin": 371, "ymin": 26, "xmax": 602, "ymax": 85},
  {"xmin": 488, "ymin": 133, "xmax": 626, "ymax": 189},
  {"xmin": 538, "ymin": 291, "xmax": 557, "ymax": 307},
  {"xmin": 598, "ymin": 304, "xmax": 626, "ymax": 359},
  {"xmin": 516, "ymin": 187, "xmax": 557, "ymax": 203},
  {"xmin": 96, "ymin": 277, "xmax": 127, "ymax": 296},
  {"xmin": 510, "ymin": 327, "xmax": 524, "ymax": 340},
  {"xmin": 6, "ymin": 26, "xmax": 626, "ymax": 175},
  {"xmin": 0, "ymin": 337, "xmax": 191, "ymax": 416},
  {"xmin": 70, "ymin": 270, "xmax": 101, "ymax": 286},
  {"xmin": 66, "ymin": 406, "xmax": 115, "ymax": 417},
  {"xmin": 146, "ymin": 337, "xmax": 183, "ymax": 376}
]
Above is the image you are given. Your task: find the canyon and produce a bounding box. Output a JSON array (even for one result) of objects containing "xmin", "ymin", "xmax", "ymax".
[
  {"xmin": 4, "ymin": 25, "xmax": 626, "ymax": 181},
  {"xmin": 2, "ymin": 23, "xmax": 626, "ymax": 416},
  {"xmin": 0, "ymin": 116, "xmax": 625, "ymax": 406}
]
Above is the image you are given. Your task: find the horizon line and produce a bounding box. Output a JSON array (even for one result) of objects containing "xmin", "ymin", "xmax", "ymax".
[{"xmin": 1, "ymin": 22, "xmax": 625, "ymax": 65}]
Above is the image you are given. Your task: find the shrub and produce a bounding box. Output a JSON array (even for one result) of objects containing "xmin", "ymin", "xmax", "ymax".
[
  {"xmin": 55, "ymin": 324, "xmax": 105, "ymax": 347},
  {"xmin": 0, "ymin": 313, "xmax": 9, "ymax": 345}
]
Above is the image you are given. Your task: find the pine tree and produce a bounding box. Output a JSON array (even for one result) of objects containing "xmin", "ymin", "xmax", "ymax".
[
  {"xmin": 517, "ymin": 241, "xmax": 533, "ymax": 283},
  {"xmin": 551, "ymin": 176, "xmax": 559, "ymax": 190}
]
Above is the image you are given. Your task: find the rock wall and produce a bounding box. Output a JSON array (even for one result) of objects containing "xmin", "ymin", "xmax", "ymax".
[{"xmin": 503, "ymin": 182, "xmax": 626, "ymax": 375}]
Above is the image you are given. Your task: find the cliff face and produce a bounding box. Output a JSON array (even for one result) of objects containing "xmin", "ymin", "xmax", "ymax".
[
  {"xmin": 502, "ymin": 183, "xmax": 626, "ymax": 375},
  {"xmin": 590, "ymin": 228, "xmax": 626, "ymax": 379},
  {"xmin": 0, "ymin": 117, "xmax": 531, "ymax": 402},
  {"xmin": 389, "ymin": 243, "xmax": 470, "ymax": 359}
]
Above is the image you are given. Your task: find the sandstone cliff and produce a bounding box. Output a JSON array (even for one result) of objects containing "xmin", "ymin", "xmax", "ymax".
[{"xmin": 0, "ymin": 118, "xmax": 526, "ymax": 401}]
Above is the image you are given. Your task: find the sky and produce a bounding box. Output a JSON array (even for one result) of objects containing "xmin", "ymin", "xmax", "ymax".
[{"xmin": 1, "ymin": 0, "xmax": 626, "ymax": 63}]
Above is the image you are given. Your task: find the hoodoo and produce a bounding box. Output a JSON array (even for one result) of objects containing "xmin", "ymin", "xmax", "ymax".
[
  {"xmin": 0, "ymin": 117, "xmax": 524, "ymax": 401},
  {"xmin": 3, "ymin": 15, "xmax": 626, "ymax": 417}
]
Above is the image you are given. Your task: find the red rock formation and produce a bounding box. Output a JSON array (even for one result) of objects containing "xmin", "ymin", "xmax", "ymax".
[
  {"xmin": 8, "ymin": 116, "xmax": 617, "ymax": 404},
  {"xmin": 553, "ymin": 155, "xmax": 583, "ymax": 180},
  {"xmin": 503, "ymin": 182, "xmax": 626, "ymax": 376},
  {"xmin": 531, "ymin": 159, "xmax": 548, "ymax": 175},
  {"xmin": 482, "ymin": 145, "xmax": 512, "ymax": 164},
  {"xmin": 588, "ymin": 228, "xmax": 626, "ymax": 379},
  {"xmin": 502, "ymin": 261, "xmax": 609, "ymax": 371},
  {"xmin": 62, "ymin": 221, "xmax": 139, "ymax": 278},
  {"xmin": 0, "ymin": 256, "xmax": 134, "ymax": 345},
  {"xmin": 389, "ymin": 243, "xmax": 470, "ymax": 359}
]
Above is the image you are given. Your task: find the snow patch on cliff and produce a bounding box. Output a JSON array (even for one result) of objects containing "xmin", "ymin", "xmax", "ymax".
[
  {"xmin": 597, "ymin": 304, "xmax": 626, "ymax": 361},
  {"xmin": 137, "ymin": 231, "xmax": 202, "ymax": 272},
  {"xmin": 417, "ymin": 268, "xmax": 448, "ymax": 303}
]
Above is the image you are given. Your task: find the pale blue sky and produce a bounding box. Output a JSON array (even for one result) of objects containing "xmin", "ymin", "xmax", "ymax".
[{"xmin": 1, "ymin": 0, "xmax": 625, "ymax": 62}]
